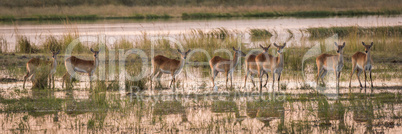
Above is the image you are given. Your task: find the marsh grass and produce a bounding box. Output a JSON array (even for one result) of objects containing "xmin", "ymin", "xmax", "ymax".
[
  {"xmin": 16, "ymin": 36, "xmax": 38, "ymax": 53},
  {"xmin": 153, "ymin": 101, "xmax": 184, "ymax": 115},
  {"xmin": 307, "ymin": 26, "xmax": 402, "ymax": 39},
  {"xmin": 249, "ymin": 29, "xmax": 273, "ymax": 39},
  {"xmin": 113, "ymin": 38, "xmax": 134, "ymax": 50},
  {"xmin": 0, "ymin": 36, "xmax": 7, "ymax": 53},
  {"xmin": 31, "ymin": 63, "xmax": 52, "ymax": 89},
  {"xmin": 42, "ymin": 36, "xmax": 62, "ymax": 52}
]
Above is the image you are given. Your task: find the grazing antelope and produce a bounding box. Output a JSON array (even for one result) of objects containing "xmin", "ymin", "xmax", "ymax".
[
  {"xmin": 349, "ymin": 42, "xmax": 374, "ymax": 88},
  {"xmin": 210, "ymin": 47, "xmax": 246, "ymax": 89},
  {"xmin": 64, "ymin": 48, "xmax": 100, "ymax": 89},
  {"xmin": 256, "ymin": 43, "xmax": 286, "ymax": 92},
  {"xmin": 150, "ymin": 49, "xmax": 191, "ymax": 91},
  {"xmin": 316, "ymin": 42, "xmax": 345, "ymax": 87},
  {"xmin": 23, "ymin": 50, "xmax": 60, "ymax": 89},
  {"xmin": 244, "ymin": 45, "xmax": 270, "ymax": 88}
]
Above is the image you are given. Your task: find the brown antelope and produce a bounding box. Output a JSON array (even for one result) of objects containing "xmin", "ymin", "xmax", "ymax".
[
  {"xmin": 23, "ymin": 50, "xmax": 60, "ymax": 89},
  {"xmin": 244, "ymin": 45, "xmax": 270, "ymax": 88},
  {"xmin": 316, "ymin": 42, "xmax": 345, "ymax": 87},
  {"xmin": 64, "ymin": 48, "xmax": 100, "ymax": 89},
  {"xmin": 210, "ymin": 47, "xmax": 246, "ymax": 89},
  {"xmin": 349, "ymin": 42, "xmax": 374, "ymax": 88},
  {"xmin": 150, "ymin": 49, "xmax": 191, "ymax": 91},
  {"xmin": 256, "ymin": 43, "xmax": 286, "ymax": 92}
]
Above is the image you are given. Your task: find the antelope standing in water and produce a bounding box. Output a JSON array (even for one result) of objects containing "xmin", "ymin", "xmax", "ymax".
[
  {"xmin": 150, "ymin": 49, "xmax": 191, "ymax": 92},
  {"xmin": 349, "ymin": 42, "xmax": 374, "ymax": 88},
  {"xmin": 64, "ymin": 48, "xmax": 100, "ymax": 89},
  {"xmin": 23, "ymin": 50, "xmax": 60, "ymax": 89},
  {"xmin": 209, "ymin": 47, "xmax": 246, "ymax": 90},
  {"xmin": 256, "ymin": 43, "xmax": 286, "ymax": 92},
  {"xmin": 244, "ymin": 45, "xmax": 270, "ymax": 88},
  {"xmin": 316, "ymin": 42, "xmax": 345, "ymax": 87}
]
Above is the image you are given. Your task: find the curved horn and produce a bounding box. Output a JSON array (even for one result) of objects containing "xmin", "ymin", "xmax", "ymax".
[
  {"xmin": 282, "ymin": 43, "xmax": 286, "ymax": 48},
  {"xmin": 273, "ymin": 43, "xmax": 279, "ymax": 47}
]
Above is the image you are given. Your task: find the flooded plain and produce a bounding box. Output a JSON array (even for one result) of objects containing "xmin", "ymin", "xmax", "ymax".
[{"xmin": 0, "ymin": 16, "xmax": 401, "ymax": 133}]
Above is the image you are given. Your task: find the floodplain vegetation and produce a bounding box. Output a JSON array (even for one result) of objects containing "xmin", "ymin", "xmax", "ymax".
[{"xmin": 0, "ymin": 25, "xmax": 401, "ymax": 133}]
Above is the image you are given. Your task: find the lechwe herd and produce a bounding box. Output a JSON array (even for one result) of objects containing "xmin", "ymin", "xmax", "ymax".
[{"xmin": 23, "ymin": 42, "xmax": 375, "ymax": 91}]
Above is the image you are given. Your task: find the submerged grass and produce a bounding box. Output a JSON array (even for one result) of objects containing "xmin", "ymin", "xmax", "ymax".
[{"xmin": 307, "ymin": 26, "xmax": 402, "ymax": 39}]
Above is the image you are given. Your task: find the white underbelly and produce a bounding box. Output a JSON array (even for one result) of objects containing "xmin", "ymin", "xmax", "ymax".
[
  {"xmin": 160, "ymin": 69, "xmax": 171, "ymax": 74},
  {"xmin": 74, "ymin": 67, "xmax": 87, "ymax": 73}
]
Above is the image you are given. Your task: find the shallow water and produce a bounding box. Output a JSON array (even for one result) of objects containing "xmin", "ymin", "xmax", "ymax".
[
  {"xmin": 1, "ymin": 15, "xmax": 401, "ymax": 51},
  {"xmin": 0, "ymin": 87, "xmax": 400, "ymax": 133}
]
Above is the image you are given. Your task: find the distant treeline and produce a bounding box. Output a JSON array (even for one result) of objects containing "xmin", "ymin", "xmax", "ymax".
[{"xmin": 1, "ymin": 0, "xmax": 400, "ymax": 7}]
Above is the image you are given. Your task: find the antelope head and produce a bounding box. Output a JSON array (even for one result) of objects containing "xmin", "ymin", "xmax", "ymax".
[
  {"xmin": 232, "ymin": 47, "xmax": 246, "ymax": 57},
  {"xmin": 362, "ymin": 42, "xmax": 373, "ymax": 53},
  {"xmin": 273, "ymin": 43, "xmax": 286, "ymax": 54},
  {"xmin": 90, "ymin": 48, "xmax": 100, "ymax": 58},
  {"xmin": 259, "ymin": 44, "xmax": 271, "ymax": 53},
  {"xmin": 335, "ymin": 42, "xmax": 346, "ymax": 54},
  {"xmin": 51, "ymin": 50, "xmax": 60, "ymax": 59},
  {"xmin": 177, "ymin": 49, "xmax": 191, "ymax": 59}
]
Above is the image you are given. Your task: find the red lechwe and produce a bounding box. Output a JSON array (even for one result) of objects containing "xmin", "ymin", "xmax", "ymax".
[
  {"xmin": 256, "ymin": 43, "xmax": 286, "ymax": 92},
  {"xmin": 23, "ymin": 50, "xmax": 60, "ymax": 89},
  {"xmin": 316, "ymin": 42, "xmax": 345, "ymax": 87},
  {"xmin": 244, "ymin": 45, "xmax": 270, "ymax": 89},
  {"xmin": 64, "ymin": 48, "xmax": 100, "ymax": 89},
  {"xmin": 209, "ymin": 47, "xmax": 246, "ymax": 90},
  {"xmin": 150, "ymin": 49, "xmax": 191, "ymax": 92},
  {"xmin": 349, "ymin": 42, "xmax": 374, "ymax": 88}
]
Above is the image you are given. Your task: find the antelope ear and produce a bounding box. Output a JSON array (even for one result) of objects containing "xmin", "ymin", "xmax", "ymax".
[
  {"xmin": 370, "ymin": 42, "xmax": 373, "ymax": 47},
  {"xmin": 267, "ymin": 44, "xmax": 271, "ymax": 48},
  {"xmin": 342, "ymin": 42, "xmax": 346, "ymax": 47},
  {"xmin": 259, "ymin": 44, "xmax": 264, "ymax": 49},
  {"xmin": 57, "ymin": 50, "xmax": 60, "ymax": 54},
  {"xmin": 186, "ymin": 49, "xmax": 191, "ymax": 54},
  {"xmin": 282, "ymin": 43, "xmax": 286, "ymax": 48},
  {"xmin": 90, "ymin": 48, "xmax": 94, "ymax": 52},
  {"xmin": 177, "ymin": 49, "xmax": 182, "ymax": 53},
  {"xmin": 232, "ymin": 47, "xmax": 236, "ymax": 51},
  {"xmin": 334, "ymin": 42, "xmax": 338, "ymax": 46},
  {"xmin": 362, "ymin": 42, "xmax": 366, "ymax": 46},
  {"xmin": 273, "ymin": 43, "xmax": 278, "ymax": 47}
]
